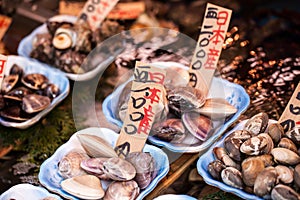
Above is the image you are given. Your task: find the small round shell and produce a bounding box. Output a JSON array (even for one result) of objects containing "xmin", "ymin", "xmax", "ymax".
[
  {"xmin": 242, "ymin": 157, "xmax": 265, "ymax": 187},
  {"xmin": 103, "ymin": 157, "xmax": 136, "ymax": 181},
  {"xmin": 275, "ymin": 165, "xmax": 293, "ymax": 184},
  {"xmin": 268, "ymin": 123, "xmax": 284, "ymax": 144},
  {"xmin": 22, "ymin": 73, "xmax": 49, "ymax": 90},
  {"xmin": 103, "ymin": 180, "xmax": 140, "ymax": 200},
  {"xmin": 271, "ymin": 147, "xmax": 300, "ymax": 165},
  {"xmin": 244, "ymin": 112, "xmax": 269, "ymax": 135},
  {"xmin": 253, "ymin": 166, "xmax": 277, "ymax": 198},
  {"xmin": 271, "ymin": 184, "xmax": 300, "ymax": 200},
  {"xmin": 22, "ymin": 94, "xmax": 51, "ymax": 113},
  {"xmin": 221, "ymin": 167, "xmax": 243, "ymax": 189}
]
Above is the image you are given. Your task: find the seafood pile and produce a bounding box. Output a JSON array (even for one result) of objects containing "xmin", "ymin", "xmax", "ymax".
[
  {"xmin": 57, "ymin": 133, "xmax": 157, "ymax": 199},
  {"xmin": 115, "ymin": 65, "xmax": 238, "ymax": 143},
  {"xmin": 0, "ymin": 64, "xmax": 60, "ymax": 122},
  {"xmin": 30, "ymin": 19, "xmax": 124, "ymax": 74},
  {"xmin": 207, "ymin": 112, "xmax": 300, "ymax": 199}
]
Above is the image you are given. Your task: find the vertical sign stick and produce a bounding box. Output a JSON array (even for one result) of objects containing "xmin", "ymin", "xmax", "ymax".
[
  {"xmin": 0, "ymin": 54, "xmax": 8, "ymax": 89},
  {"xmin": 189, "ymin": 3, "xmax": 232, "ymax": 96},
  {"xmin": 279, "ymin": 82, "xmax": 300, "ymax": 132},
  {"xmin": 78, "ymin": 0, "xmax": 120, "ymax": 31},
  {"xmin": 115, "ymin": 62, "xmax": 166, "ymax": 158}
]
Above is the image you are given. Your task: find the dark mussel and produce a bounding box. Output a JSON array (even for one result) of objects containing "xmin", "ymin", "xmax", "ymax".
[
  {"xmin": 1, "ymin": 74, "xmax": 19, "ymax": 94},
  {"xmin": 22, "ymin": 73, "xmax": 49, "ymax": 90}
]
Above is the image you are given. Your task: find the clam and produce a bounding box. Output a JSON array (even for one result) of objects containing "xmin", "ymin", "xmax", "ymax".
[
  {"xmin": 244, "ymin": 112, "xmax": 269, "ymax": 135},
  {"xmin": 182, "ymin": 112, "xmax": 213, "ymax": 141},
  {"xmin": 275, "ymin": 165, "xmax": 293, "ymax": 184},
  {"xmin": 103, "ymin": 157, "xmax": 136, "ymax": 181},
  {"xmin": 61, "ymin": 174, "xmax": 105, "ymax": 199},
  {"xmin": 126, "ymin": 152, "xmax": 156, "ymax": 189},
  {"xmin": 213, "ymin": 147, "xmax": 240, "ymax": 170},
  {"xmin": 241, "ymin": 157, "xmax": 265, "ymax": 187},
  {"xmin": 271, "ymin": 147, "xmax": 300, "ymax": 165},
  {"xmin": 22, "ymin": 94, "xmax": 51, "ymax": 113},
  {"xmin": 285, "ymin": 126, "xmax": 300, "ymax": 145},
  {"xmin": 271, "ymin": 184, "xmax": 300, "ymax": 200},
  {"xmin": 151, "ymin": 118, "xmax": 186, "ymax": 143},
  {"xmin": 164, "ymin": 66, "xmax": 189, "ymax": 88},
  {"xmin": 256, "ymin": 154, "xmax": 275, "ymax": 167},
  {"xmin": 194, "ymin": 98, "xmax": 237, "ymax": 119},
  {"xmin": 58, "ymin": 150, "xmax": 89, "ymax": 179},
  {"xmin": 80, "ymin": 158, "xmax": 110, "ymax": 180},
  {"xmin": 268, "ymin": 123, "xmax": 284, "ymax": 144},
  {"xmin": 22, "ymin": 73, "xmax": 49, "ymax": 90},
  {"xmin": 278, "ymin": 137, "xmax": 298, "ymax": 153},
  {"xmin": 224, "ymin": 135, "xmax": 243, "ymax": 162},
  {"xmin": 77, "ymin": 134, "xmax": 118, "ymax": 158},
  {"xmin": 3, "ymin": 87, "xmax": 32, "ymax": 101},
  {"xmin": 0, "ymin": 106, "xmax": 31, "ymax": 121},
  {"xmin": 9, "ymin": 64, "xmax": 24, "ymax": 76},
  {"xmin": 1, "ymin": 74, "xmax": 19, "ymax": 93},
  {"xmin": 229, "ymin": 130, "xmax": 253, "ymax": 140},
  {"xmin": 167, "ymin": 86, "xmax": 206, "ymax": 114},
  {"xmin": 253, "ymin": 166, "xmax": 278, "ymax": 198},
  {"xmin": 103, "ymin": 180, "xmax": 140, "ymax": 200},
  {"xmin": 240, "ymin": 133, "xmax": 273, "ymax": 156},
  {"xmin": 294, "ymin": 164, "xmax": 300, "ymax": 189},
  {"xmin": 43, "ymin": 83, "xmax": 60, "ymax": 99},
  {"xmin": 221, "ymin": 167, "xmax": 243, "ymax": 189},
  {"xmin": 207, "ymin": 160, "xmax": 226, "ymax": 180}
]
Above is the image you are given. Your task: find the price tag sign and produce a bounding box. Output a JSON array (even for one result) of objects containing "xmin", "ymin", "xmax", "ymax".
[
  {"xmin": 0, "ymin": 54, "xmax": 8, "ymax": 89},
  {"xmin": 78, "ymin": 0, "xmax": 120, "ymax": 31},
  {"xmin": 59, "ymin": 1, "xmax": 85, "ymax": 16},
  {"xmin": 115, "ymin": 62, "xmax": 166, "ymax": 158},
  {"xmin": 279, "ymin": 82, "xmax": 300, "ymax": 132},
  {"xmin": 107, "ymin": 2, "xmax": 145, "ymax": 20},
  {"xmin": 189, "ymin": 3, "xmax": 232, "ymax": 96},
  {"xmin": 0, "ymin": 15, "xmax": 12, "ymax": 41}
]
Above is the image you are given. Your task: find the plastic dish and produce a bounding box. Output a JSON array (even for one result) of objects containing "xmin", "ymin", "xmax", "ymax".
[
  {"xmin": 39, "ymin": 127, "xmax": 170, "ymax": 200},
  {"xmin": 153, "ymin": 194, "xmax": 197, "ymax": 200},
  {"xmin": 102, "ymin": 62, "xmax": 250, "ymax": 153},
  {"xmin": 0, "ymin": 183, "xmax": 62, "ymax": 200},
  {"xmin": 17, "ymin": 15, "xmax": 122, "ymax": 81},
  {"xmin": 0, "ymin": 55, "xmax": 69, "ymax": 129},
  {"xmin": 197, "ymin": 119, "xmax": 277, "ymax": 200}
]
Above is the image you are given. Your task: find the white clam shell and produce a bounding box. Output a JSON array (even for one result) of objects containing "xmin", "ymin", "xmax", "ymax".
[{"xmin": 61, "ymin": 175, "xmax": 105, "ymax": 199}]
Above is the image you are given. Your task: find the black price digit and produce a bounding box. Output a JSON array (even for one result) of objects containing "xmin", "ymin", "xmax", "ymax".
[
  {"xmin": 115, "ymin": 142, "xmax": 130, "ymax": 158},
  {"xmin": 280, "ymin": 119, "xmax": 295, "ymax": 133}
]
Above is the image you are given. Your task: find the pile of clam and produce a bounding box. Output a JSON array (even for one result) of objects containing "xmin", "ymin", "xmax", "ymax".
[
  {"xmin": 0, "ymin": 64, "xmax": 59, "ymax": 122},
  {"xmin": 208, "ymin": 112, "xmax": 300, "ymax": 199},
  {"xmin": 116, "ymin": 66, "xmax": 238, "ymax": 143},
  {"xmin": 57, "ymin": 133, "xmax": 157, "ymax": 199}
]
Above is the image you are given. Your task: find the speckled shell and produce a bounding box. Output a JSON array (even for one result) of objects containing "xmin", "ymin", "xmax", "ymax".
[
  {"xmin": 242, "ymin": 157, "xmax": 265, "ymax": 187},
  {"xmin": 221, "ymin": 167, "xmax": 243, "ymax": 190},
  {"xmin": 103, "ymin": 157, "xmax": 136, "ymax": 181},
  {"xmin": 240, "ymin": 133, "xmax": 273, "ymax": 156},
  {"xmin": 103, "ymin": 180, "xmax": 140, "ymax": 200},
  {"xmin": 271, "ymin": 184, "xmax": 300, "ymax": 200},
  {"xmin": 271, "ymin": 148, "xmax": 300, "ymax": 165},
  {"xmin": 80, "ymin": 157, "xmax": 110, "ymax": 180},
  {"xmin": 244, "ymin": 112, "xmax": 269, "ymax": 135},
  {"xmin": 253, "ymin": 166, "xmax": 278, "ymax": 198}
]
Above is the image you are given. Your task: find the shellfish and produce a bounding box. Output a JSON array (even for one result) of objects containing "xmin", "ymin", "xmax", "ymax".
[
  {"xmin": 77, "ymin": 134, "xmax": 118, "ymax": 158},
  {"xmin": 22, "ymin": 94, "xmax": 51, "ymax": 113},
  {"xmin": 103, "ymin": 180, "xmax": 140, "ymax": 200},
  {"xmin": 221, "ymin": 167, "xmax": 243, "ymax": 189},
  {"xmin": 80, "ymin": 157, "xmax": 110, "ymax": 180},
  {"xmin": 207, "ymin": 160, "xmax": 226, "ymax": 180},
  {"xmin": 1, "ymin": 74, "xmax": 19, "ymax": 93},
  {"xmin": 102, "ymin": 157, "xmax": 136, "ymax": 181},
  {"xmin": 244, "ymin": 112, "xmax": 268, "ymax": 135},
  {"xmin": 58, "ymin": 150, "xmax": 89, "ymax": 179},
  {"xmin": 271, "ymin": 147, "xmax": 300, "ymax": 165},
  {"xmin": 61, "ymin": 174, "xmax": 105, "ymax": 199},
  {"xmin": 126, "ymin": 152, "xmax": 157, "ymax": 189},
  {"xmin": 285, "ymin": 126, "xmax": 300, "ymax": 145},
  {"xmin": 241, "ymin": 157, "xmax": 265, "ymax": 187},
  {"xmin": 253, "ymin": 166, "xmax": 278, "ymax": 198},
  {"xmin": 271, "ymin": 184, "xmax": 300, "ymax": 200},
  {"xmin": 275, "ymin": 165, "xmax": 293, "ymax": 184},
  {"xmin": 22, "ymin": 73, "xmax": 49, "ymax": 90},
  {"xmin": 213, "ymin": 147, "xmax": 240, "ymax": 170},
  {"xmin": 240, "ymin": 133, "xmax": 273, "ymax": 155},
  {"xmin": 268, "ymin": 123, "xmax": 284, "ymax": 144}
]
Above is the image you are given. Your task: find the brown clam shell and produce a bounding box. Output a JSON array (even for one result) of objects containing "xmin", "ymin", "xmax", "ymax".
[
  {"xmin": 221, "ymin": 167, "xmax": 244, "ymax": 190},
  {"xmin": 22, "ymin": 73, "xmax": 49, "ymax": 90},
  {"xmin": 242, "ymin": 157, "xmax": 265, "ymax": 187},
  {"xmin": 244, "ymin": 112, "xmax": 269, "ymax": 135},
  {"xmin": 271, "ymin": 147, "xmax": 300, "ymax": 165},
  {"xmin": 271, "ymin": 184, "xmax": 300, "ymax": 200},
  {"xmin": 253, "ymin": 166, "xmax": 277, "ymax": 198},
  {"xmin": 22, "ymin": 94, "xmax": 51, "ymax": 113},
  {"xmin": 1, "ymin": 74, "xmax": 19, "ymax": 94}
]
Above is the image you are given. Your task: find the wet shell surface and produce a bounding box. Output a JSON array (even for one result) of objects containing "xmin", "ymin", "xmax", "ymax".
[
  {"xmin": 271, "ymin": 147, "xmax": 300, "ymax": 165},
  {"xmin": 102, "ymin": 157, "xmax": 136, "ymax": 181},
  {"xmin": 213, "ymin": 147, "xmax": 240, "ymax": 170},
  {"xmin": 151, "ymin": 118, "xmax": 186, "ymax": 143},
  {"xmin": 241, "ymin": 157, "xmax": 265, "ymax": 187},
  {"xmin": 182, "ymin": 112, "xmax": 212, "ymax": 141},
  {"xmin": 103, "ymin": 180, "xmax": 140, "ymax": 200},
  {"xmin": 253, "ymin": 166, "xmax": 278, "ymax": 198},
  {"xmin": 1, "ymin": 74, "xmax": 19, "ymax": 94},
  {"xmin": 275, "ymin": 165, "xmax": 293, "ymax": 184},
  {"xmin": 61, "ymin": 174, "xmax": 105, "ymax": 199},
  {"xmin": 221, "ymin": 167, "xmax": 243, "ymax": 189},
  {"xmin": 77, "ymin": 134, "xmax": 118, "ymax": 158},
  {"xmin": 240, "ymin": 133, "xmax": 273, "ymax": 155},
  {"xmin": 278, "ymin": 137, "xmax": 298, "ymax": 153},
  {"xmin": 22, "ymin": 94, "xmax": 51, "ymax": 113},
  {"xmin": 58, "ymin": 150, "xmax": 89, "ymax": 179},
  {"xmin": 22, "ymin": 73, "xmax": 49, "ymax": 90},
  {"xmin": 194, "ymin": 98, "xmax": 237, "ymax": 119},
  {"xmin": 126, "ymin": 152, "xmax": 157, "ymax": 189},
  {"xmin": 244, "ymin": 112, "xmax": 268, "ymax": 135},
  {"xmin": 267, "ymin": 123, "xmax": 284, "ymax": 144},
  {"xmin": 80, "ymin": 157, "xmax": 110, "ymax": 180},
  {"xmin": 271, "ymin": 184, "xmax": 300, "ymax": 200},
  {"xmin": 207, "ymin": 160, "xmax": 225, "ymax": 181},
  {"xmin": 4, "ymin": 87, "xmax": 32, "ymax": 101},
  {"xmin": 285, "ymin": 126, "xmax": 300, "ymax": 145}
]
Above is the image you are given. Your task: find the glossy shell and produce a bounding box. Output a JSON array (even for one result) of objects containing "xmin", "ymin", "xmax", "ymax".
[
  {"xmin": 61, "ymin": 175, "xmax": 105, "ymax": 199},
  {"xmin": 221, "ymin": 167, "xmax": 243, "ymax": 189},
  {"xmin": 80, "ymin": 158, "xmax": 110, "ymax": 180},
  {"xmin": 0, "ymin": 106, "xmax": 31, "ymax": 121},
  {"xmin": 278, "ymin": 137, "xmax": 298, "ymax": 153},
  {"xmin": 275, "ymin": 165, "xmax": 293, "ymax": 184},
  {"xmin": 182, "ymin": 112, "xmax": 212, "ymax": 141},
  {"xmin": 268, "ymin": 123, "xmax": 284, "ymax": 144},
  {"xmin": 271, "ymin": 184, "xmax": 300, "ymax": 200},
  {"xmin": 253, "ymin": 166, "xmax": 277, "ymax": 198},
  {"xmin": 44, "ymin": 84, "xmax": 60, "ymax": 99},
  {"xmin": 126, "ymin": 152, "xmax": 157, "ymax": 189},
  {"xmin": 151, "ymin": 118, "xmax": 186, "ymax": 143},
  {"xmin": 1, "ymin": 74, "xmax": 19, "ymax": 93},
  {"xmin": 22, "ymin": 73, "xmax": 49, "ymax": 90},
  {"xmin": 102, "ymin": 157, "xmax": 136, "ymax": 181},
  {"xmin": 213, "ymin": 147, "xmax": 240, "ymax": 170},
  {"xmin": 22, "ymin": 94, "xmax": 51, "ymax": 113},
  {"xmin": 224, "ymin": 135, "xmax": 243, "ymax": 162},
  {"xmin": 240, "ymin": 133, "xmax": 273, "ymax": 156},
  {"xmin": 244, "ymin": 112, "xmax": 268, "ymax": 135},
  {"xmin": 271, "ymin": 147, "xmax": 300, "ymax": 165},
  {"xmin": 207, "ymin": 160, "xmax": 225, "ymax": 181},
  {"xmin": 242, "ymin": 157, "xmax": 265, "ymax": 187},
  {"xmin": 103, "ymin": 180, "xmax": 140, "ymax": 200},
  {"xmin": 58, "ymin": 150, "xmax": 89, "ymax": 179},
  {"xmin": 285, "ymin": 126, "xmax": 300, "ymax": 145},
  {"xmin": 77, "ymin": 134, "xmax": 118, "ymax": 158}
]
